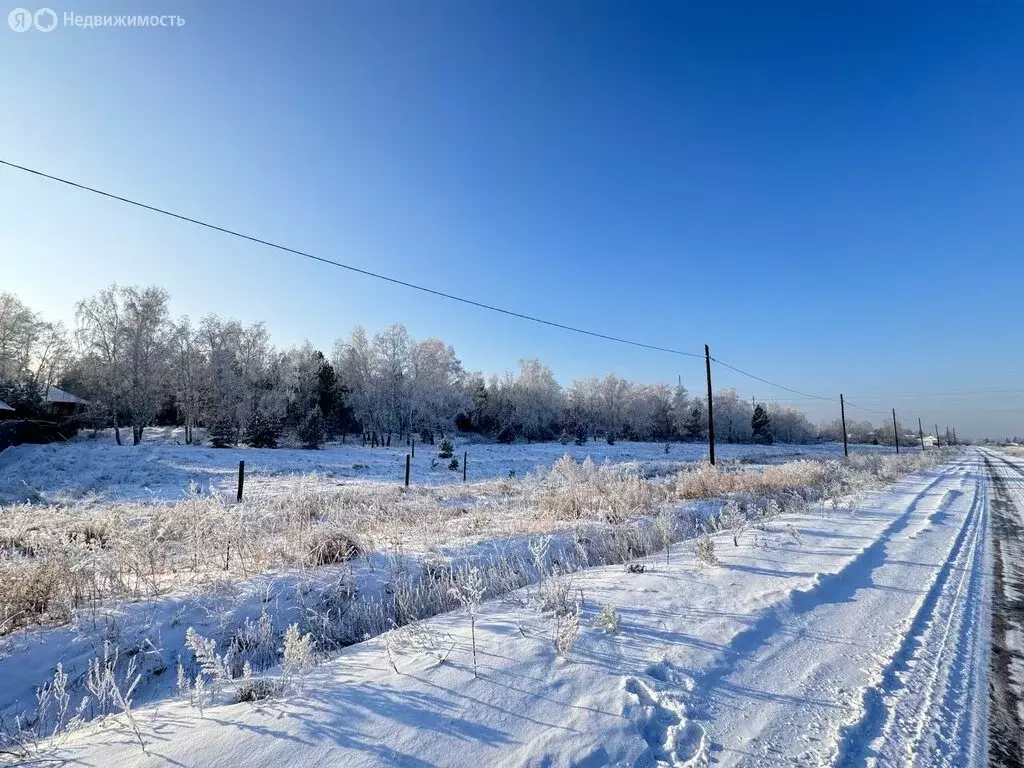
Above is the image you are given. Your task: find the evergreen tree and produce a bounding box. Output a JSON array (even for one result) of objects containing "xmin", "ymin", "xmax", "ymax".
[
  {"xmin": 299, "ymin": 407, "xmax": 326, "ymax": 449},
  {"xmin": 751, "ymin": 403, "xmax": 774, "ymax": 445},
  {"xmin": 315, "ymin": 357, "xmax": 338, "ymax": 433},
  {"xmin": 245, "ymin": 409, "xmax": 282, "ymax": 448},
  {"xmin": 684, "ymin": 403, "xmax": 706, "ymax": 441},
  {"xmin": 209, "ymin": 413, "xmax": 236, "ymax": 448}
]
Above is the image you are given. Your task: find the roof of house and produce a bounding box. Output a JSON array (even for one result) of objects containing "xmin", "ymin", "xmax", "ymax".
[
  {"xmin": 44, "ymin": 386, "xmax": 90, "ymax": 405},
  {"xmin": 0, "ymin": 399, "xmax": 14, "ymax": 412}
]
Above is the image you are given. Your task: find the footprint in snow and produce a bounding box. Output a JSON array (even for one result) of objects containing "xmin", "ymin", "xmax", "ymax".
[{"xmin": 622, "ymin": 662, "xmax": 706, "ymax": 768}]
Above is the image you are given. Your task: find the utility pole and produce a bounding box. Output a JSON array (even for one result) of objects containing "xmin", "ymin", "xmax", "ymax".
[
  {"xmin": 918, "ymin": 417, "xmax": 925, "ymax": 451},
  {"xmin": 892, "ymin": 409, "xmax": 900, "ymax": 454},
  {"xmin": 840, "ymin": 394, "xmax": 849, "ymax": 458},
  {"xmin": 705, "ymin": 344, "xmax": 715, "ymax": 466}
]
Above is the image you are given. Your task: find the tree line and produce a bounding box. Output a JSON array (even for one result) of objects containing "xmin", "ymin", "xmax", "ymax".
[{"xmin": 0, "ymin": 286, "xmax": 902, "ymax": 448}]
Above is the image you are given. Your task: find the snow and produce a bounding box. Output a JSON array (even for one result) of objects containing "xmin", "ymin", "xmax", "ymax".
[
  {"xmin": 980, "ymin": 449, "xmax": 1024, "ymax": 763},
  {"xmin": 43, "ymin": 386, "xmax": 89, "ymax": 405},
  {"xmin": 0, "ymin": 428, "xmax": 881, "ymax": 505},
  {"xmin": 17, "ymin": 450, "xmax": 990, "ymax": 767}
]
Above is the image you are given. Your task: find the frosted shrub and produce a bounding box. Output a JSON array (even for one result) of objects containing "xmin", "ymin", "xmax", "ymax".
[
  {"xmin": 230, "ymin": 609, "xmax": 279, "ymax": 673},
  {"xmin": 593, "ymin": 603, "xmax": 621, "ymax": 634},
  {"xmin": 281, "ymin": 624, "xmax": 315, "ymax": 692},
  {"xmin": 720, "ymin": 500, "xmax": 746, "ymax": 546},
  {"xmin": 537, "ymin": 575, "xmax": 573, "ymax": 616},
  {"xmin": 653, "ymin": 507, "xmax": 674, "ymax": 564},
  {"xmin": 694, "ymin": 535, "xmax": 718, "ymax": 567},
  {"xmin": 450, "ymin": 565, "xmax": 486, "ymax": 678},
  {"xmin": 553, "ymin": 597, "xmax": 581, "ymax": 658},
  {"xmin": 185, "ymin": 627, "xmax": 234, "ymax": 699},
  {"xmin": 529, "ymin": 536, "xmax": 551, "ymax": 582}
]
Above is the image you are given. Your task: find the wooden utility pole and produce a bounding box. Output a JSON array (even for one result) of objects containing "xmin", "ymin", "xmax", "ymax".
[
  {"xmin": 892, "ymin": 409, "xmax": 900, "ymax": 454},
  {"xmin": 704, "ymin": 344, "xmax": 715, "ymax": 466},
  {"xmin": 919, "ymin": 417, "xmax": 925, "ymax": 451},
  {"xmin": 236, "ymin": 460, "xmax": 245, "ymax": 502},
  {"xmin": 840, "ymin": 394, "xmax": 849, "ymax": 458}
]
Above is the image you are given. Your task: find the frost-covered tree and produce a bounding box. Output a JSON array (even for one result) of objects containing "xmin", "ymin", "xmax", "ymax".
[
  {"xmin": 408, "ymin": 338, "xmax": 467, "ymax": 438},
  {"xmin": 511, "ymin": 359, "xmax": 564, "ymax": 441},
  {"xmin": 75, "ymin": 286, "xmax": 128, "ymax": 442},
  {"xmin": 713, "ymin": 389, "xmax": 753, "ymax": 444},
  {"xmin": 170, "ymin": 317, "xmax": 205, "ymax": 445},
  {"xmin": 120, "ymin": 286, "xmax": 171, "ymax": 444}
]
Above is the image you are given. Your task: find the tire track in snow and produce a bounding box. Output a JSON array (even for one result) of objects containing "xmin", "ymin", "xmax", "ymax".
[
  {"xmin": 983, "ymin": 451, "xmax": 1024, "ymax": 768},
  {"xmin": 687, "ymin": 465, "xmax": 961, "ymax": 711},
  {"xmin": 831, "ymin": 456, "xmax": 988, "ymax": 767}
]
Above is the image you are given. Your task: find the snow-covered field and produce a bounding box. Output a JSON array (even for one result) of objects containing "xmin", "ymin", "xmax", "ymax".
[
  {"xmin": 0, "ymin": 443, "xmax": 989, "ymax": 766},
  {"xmin": 0, "ymin": 427, "xmax": 881, "ymax": 505}
]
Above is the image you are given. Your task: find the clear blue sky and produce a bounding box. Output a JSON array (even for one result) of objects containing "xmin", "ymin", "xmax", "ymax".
[{"xmin": 2, "ymin": 1, "xmax": 1023, "ymax": 438}]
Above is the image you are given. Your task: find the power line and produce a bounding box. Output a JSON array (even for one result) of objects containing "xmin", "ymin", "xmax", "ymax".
[
  {"xmin": 709, "ymin": 357, "xmax": 832, "ymax": 401},
  {"xmin": 843, "ymin": 399, "xmax": 888, "ymax": 416},
  {"xmin": 0, "ymin": 159, "xmax": 705, "ymax": 360},
  {"xmin": 844, "ymin": 387, "xmax": 1024, "ymax": 399}
]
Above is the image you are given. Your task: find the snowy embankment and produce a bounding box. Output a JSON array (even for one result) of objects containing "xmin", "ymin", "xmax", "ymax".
[{"xmin": 8, "ymin": 450, "xmax": 987, "ymax": 767}]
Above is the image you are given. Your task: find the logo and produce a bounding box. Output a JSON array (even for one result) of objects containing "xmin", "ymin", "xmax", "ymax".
[
  {"xmin": 34, "ymin": 7, "xmax": 56, "ymax": 30},
  {"xmin": 8, "ymin": 7, "xmax": 31, "ymax": 30},
  {"xmin": 8, "ymin": 6, "xmax": 56, "ymax": 30}
]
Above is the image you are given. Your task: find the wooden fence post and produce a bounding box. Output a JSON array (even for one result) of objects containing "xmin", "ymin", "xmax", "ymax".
[{"xmin": 237, "ymin": 460, "xmax": 245, "ymax": 502}]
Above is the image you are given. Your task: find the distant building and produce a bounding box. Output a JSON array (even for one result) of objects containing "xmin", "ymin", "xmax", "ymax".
[{"xmin": 43, "ymin": 386, "xmax": 90, "ymax": 418}]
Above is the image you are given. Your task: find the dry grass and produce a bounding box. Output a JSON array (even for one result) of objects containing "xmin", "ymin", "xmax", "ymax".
[{"xmin": 0, "ymin": 448, "xmax": 958, "ymax": 636}]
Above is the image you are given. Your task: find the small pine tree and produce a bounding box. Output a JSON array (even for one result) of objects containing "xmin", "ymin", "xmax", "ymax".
[
  {"xmin": 245, "ymin": 411, "xmax": 281, "ymax": 449},
  {"xmin": 299, "ymin": 408, "xmax": 326, "ymax": 449},
  {"xmin": 209, "ymin": 413, "xmax": 236, "ymax": 448},
  {"xmin": 751, "ymin": 404, "xmax": 774, "ymax": 445},
  {"xmin": 684, "ymin": 404, "xmax": 706, "ymax": 441},
  {"xmin": 438, "ymin": 438, "xmax": 454, "ymax": 458},
  {"xmin": 575, "ymin": 425, "xmax": 588, "ymax": 446}
]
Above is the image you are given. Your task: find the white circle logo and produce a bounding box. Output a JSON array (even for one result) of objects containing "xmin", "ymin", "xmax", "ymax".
[
  {"xmin": 8, "ymin": 7, "xmax": 33, "ymax": 30},
  {"xmin": 34, "ymin": 7, "xmax": 56, "ymax": 31}
]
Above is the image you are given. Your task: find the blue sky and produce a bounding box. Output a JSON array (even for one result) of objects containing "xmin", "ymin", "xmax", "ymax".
[{"xmin": 2, "ymin": 1, "xmax": 1023, "ymax": 437}]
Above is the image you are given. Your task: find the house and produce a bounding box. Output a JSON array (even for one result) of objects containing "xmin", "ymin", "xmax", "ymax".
[{"xmin": 43, "ymin": 386, "xmax": 90, "ymax": 418}]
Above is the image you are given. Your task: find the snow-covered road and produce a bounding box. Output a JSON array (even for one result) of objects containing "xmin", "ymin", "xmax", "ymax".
[
  {"xmin": 981, "ymin": 450, "xmax": 1024, "ymax": 768},
  {"xmin": 702, "ymin": 454, "xmax": 990, "ymax": 767},
  {"xmin": 31, "ymin": 453, "xmax": 993, "ymax": 767}
]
